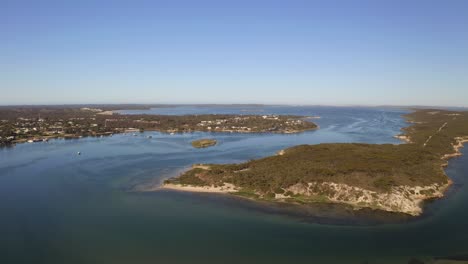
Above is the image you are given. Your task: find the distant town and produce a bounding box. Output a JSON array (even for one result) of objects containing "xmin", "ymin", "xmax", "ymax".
[{"xmin": 0, "ymin": 106, "xmax": 317, "ymax": 147}]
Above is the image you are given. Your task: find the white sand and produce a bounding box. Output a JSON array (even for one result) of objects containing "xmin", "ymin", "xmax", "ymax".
[{"xmin": 161, "ymin": 183, "xmax": 238, "ymax": 193}]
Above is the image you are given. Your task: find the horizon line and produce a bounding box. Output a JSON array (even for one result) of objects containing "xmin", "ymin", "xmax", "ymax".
[{"xmin": 0, "ymin": 103, "xmax": 467, "ymax": 109}]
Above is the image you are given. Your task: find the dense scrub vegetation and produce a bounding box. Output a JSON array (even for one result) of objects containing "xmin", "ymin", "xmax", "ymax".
[
  {"xmin": 169, "ymin": 143, "xmax": 446, "ymax": 192},
  {"xmin": 167, "ymin": 109, "xmax": 468, "ymax": 194},
  {"xmin": 403, "ymin": 109, "xmax": 468, "ymax": 155}
]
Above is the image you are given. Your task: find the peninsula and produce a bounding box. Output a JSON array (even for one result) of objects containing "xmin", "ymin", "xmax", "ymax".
[{"xmin": 163, "ymin": 109, "xmax": 468, "ymax": 216}]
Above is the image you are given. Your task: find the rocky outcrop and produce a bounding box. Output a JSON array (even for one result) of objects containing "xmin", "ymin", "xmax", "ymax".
[
  {"xmin": 394, "ymin": 134, "xmax": 412, "ymax": 143},
  {"xmin": 283, "ymin": 181, "xmax": 451, "ymax": 216},
  {"xmin": 443, "ymin": 136, "xmax": 468, "ymax": 160}
]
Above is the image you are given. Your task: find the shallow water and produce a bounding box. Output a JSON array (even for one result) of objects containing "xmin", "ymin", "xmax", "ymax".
[{"xmin": 1, "ymin": 106, "xmax": 467, "ymax": 264}]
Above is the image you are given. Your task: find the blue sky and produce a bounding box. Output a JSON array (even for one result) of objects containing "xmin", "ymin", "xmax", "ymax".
[{"xmin": 2, "ymin": 0, "xmax": 468, "ymax": 106}]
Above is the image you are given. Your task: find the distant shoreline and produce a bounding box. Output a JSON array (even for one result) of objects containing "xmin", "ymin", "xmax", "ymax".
[{"xmin": 0, "ymin": 106, "xmax": 318, "ymax": 147}]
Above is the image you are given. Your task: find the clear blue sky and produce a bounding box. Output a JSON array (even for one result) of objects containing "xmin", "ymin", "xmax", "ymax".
[{"xmin": 2, "ymin": 0, "xmax": 468, "ymax": 106}]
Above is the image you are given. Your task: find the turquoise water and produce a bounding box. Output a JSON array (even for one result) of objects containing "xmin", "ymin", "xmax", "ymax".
[{"xmin": 1, "ymin": 106, "xmax": 467, "ymax": 264}]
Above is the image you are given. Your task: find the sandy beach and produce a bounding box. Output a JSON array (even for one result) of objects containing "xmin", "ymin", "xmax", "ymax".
[{"xmin": 161, "ymin": 183, "xmax": 238, "ymax": 193}]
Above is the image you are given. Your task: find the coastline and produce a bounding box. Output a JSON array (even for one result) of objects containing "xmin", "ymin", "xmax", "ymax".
[
  {"xmin": 393, "ymin": 134, "xmax": 412, "ymax": 143},
  {"xmin": 160, "ymin": 180, "xmax": 453, "ymax": 216},
  {"xmin": 442, "ymin": 137, "xmax": 468, "ymax": 161},
  {"xmin": 159, "ymin": 110, "xmax": 468, "ymax": 216},
  {"xmin": 161, "ymin": 183, "xmax": 238, "ymax": 193},
  {"xmin": 2, "ymin": 125, "xmax": 317, "ymax": 148}
]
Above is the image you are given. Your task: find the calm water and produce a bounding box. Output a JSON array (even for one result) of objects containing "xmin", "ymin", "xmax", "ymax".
[{"xmin": 1, "ymin": 106, "xmax": 468, "ymax": 264}]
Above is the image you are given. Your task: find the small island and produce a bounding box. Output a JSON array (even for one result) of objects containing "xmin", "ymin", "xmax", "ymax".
[
  {"xmin": 163, "ymin": 109, "xmax": 468, "ymax": 216},
  {"xmin": 192, "ymin": 139, "xmax": 217, "ymax": 148}
]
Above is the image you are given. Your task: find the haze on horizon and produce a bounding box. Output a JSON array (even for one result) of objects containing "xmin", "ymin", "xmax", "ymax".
[{"xmin": 2, "ymin": 0, "xmax": 468, "ymax": 107}]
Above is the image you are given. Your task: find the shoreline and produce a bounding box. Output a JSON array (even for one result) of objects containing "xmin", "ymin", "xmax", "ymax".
[
  {"xmin": 1, "ymin": 126, "xmax": 318, "ymax": 148},
  {"xmin": 160, "ymin": 181, "xmax": 428, "ymax": 226},
  {"xmin": 160, "ymin": 180, "xmax": 453, "ymax": 216},
  {"xmin": 161, "ymin": 183, "xmax": 238, "ymax": 193},
  {"xmin": 442, "ymin": 137, "xmax": 468, "ymax": 161},
  {"xmin": 393, "ymin": 134, "xmax": 412, "ymax": 143}
]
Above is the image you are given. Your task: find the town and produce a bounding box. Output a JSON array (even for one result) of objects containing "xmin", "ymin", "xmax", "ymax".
[{"xmin": 0, "ymin": 106, "xmax": 317, "ymax": 146}]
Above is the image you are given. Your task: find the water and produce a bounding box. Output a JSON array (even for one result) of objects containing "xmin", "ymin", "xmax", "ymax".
[{"xmin": 1, "ymin": 106, "xmax": 467, "ymax": 264}]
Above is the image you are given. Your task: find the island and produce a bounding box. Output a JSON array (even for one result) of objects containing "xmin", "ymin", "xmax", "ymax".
[
  {"xmin": 192, "ymin": 139, "xmax": 217, "ymax": 148},
  {"xmin": 163, "ymin": 109, "xmax": 468, "ymax": 216},
  {"xmin": 0, "ymin": 105, "xmax": 317, "ymax": 147}
]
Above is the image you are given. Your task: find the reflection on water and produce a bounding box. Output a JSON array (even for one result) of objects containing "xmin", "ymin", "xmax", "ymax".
[{"xmin": 1, "ymin": 106, "xmax": 467, "ymax": 264}]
